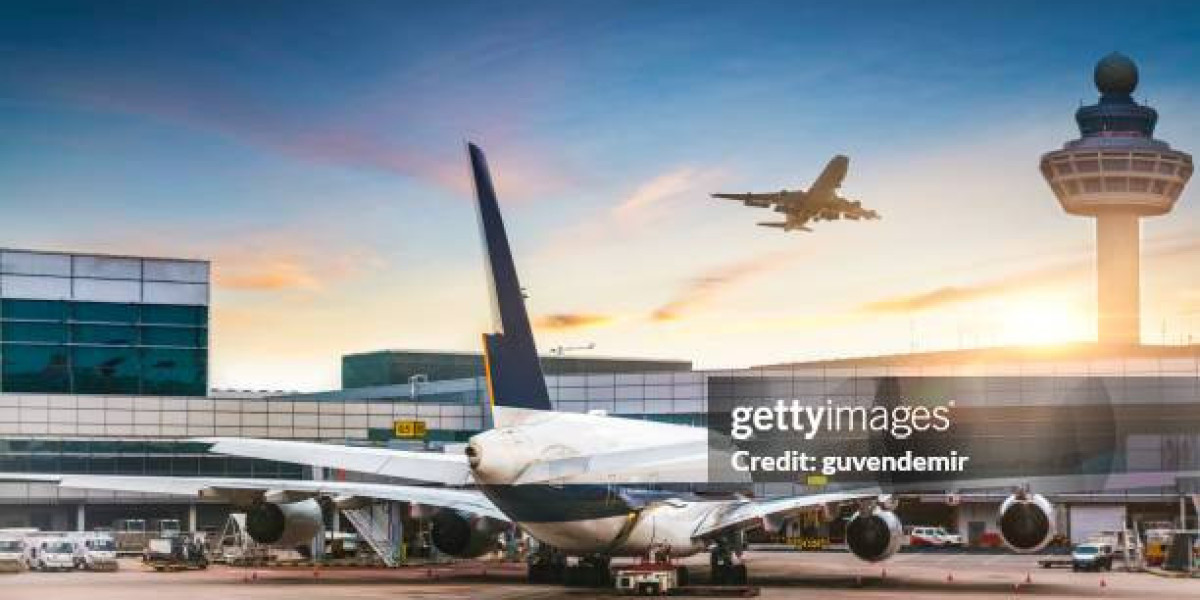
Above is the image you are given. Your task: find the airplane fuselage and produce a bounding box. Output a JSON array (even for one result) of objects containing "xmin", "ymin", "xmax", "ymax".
[{"xmin": 467, "ymin": 409, "xmax": 723, "ymax": 557}]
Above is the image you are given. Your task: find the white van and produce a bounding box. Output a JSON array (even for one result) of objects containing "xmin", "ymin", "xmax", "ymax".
[
  {"xmin": 0, "ymin": 538, "xmax": 28, "ymax": 572},
  {"xmin": 35, "ymin": 538, "xmax": 78, "ymax": 571},
  {"xmin": 79, "ymin": 535, "xmax": 119, "ymax": 571}
]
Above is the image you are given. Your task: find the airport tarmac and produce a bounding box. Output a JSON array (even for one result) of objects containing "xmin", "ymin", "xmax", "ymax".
[{"xmin": 3, "ymin": 551, "xmax": 1199, "ymax": 600}]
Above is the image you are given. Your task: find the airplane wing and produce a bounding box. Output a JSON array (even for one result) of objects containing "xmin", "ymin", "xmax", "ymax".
[
  {"xmin": 825, "ymin": 196, "xmax": 880, "ymax": 221},
  {"xmin": 712, "ymin": 191, "xmax": 801, "ymax": 209},
  {"xmin": 692, "ymin": 466, "xmax": 1200, "ymax": 540},
  {"xmin": 0, "ymin": 472, "xmax": 508, "ymax": 522},
  {"xmin": 693, "ymin": 490, "xmax": 875, "ymax": 539},
  {"xmin": 198, "ymin": 437, "xmax": 474, "ymax": 486}
]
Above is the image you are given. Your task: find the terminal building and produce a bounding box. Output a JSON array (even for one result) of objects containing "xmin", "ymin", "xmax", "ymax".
[{"xmin": 0, "ymin": 54, "xmax": 1196, "ymax": 549}]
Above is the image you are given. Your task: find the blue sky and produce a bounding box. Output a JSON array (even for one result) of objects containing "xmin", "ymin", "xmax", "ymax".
[{"xmin": 2, "ymin": 1, "xmax": 1199, "ymax": 389}]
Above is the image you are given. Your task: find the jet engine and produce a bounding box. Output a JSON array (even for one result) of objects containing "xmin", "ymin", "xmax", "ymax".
[
  {"xmin": 846, "ymin": 507, "xmax": 903, "ymax": 562},
  {"xmin": 997, "ymin": 492, "xmax": 1055, "ymax": 553},
  {"xmin": 430, "ymin": 510, "xmax": 503, "ymax": 559},
  {"xmin": 245, "ymin": 498, "xmax": 323, "ymax": 547}
]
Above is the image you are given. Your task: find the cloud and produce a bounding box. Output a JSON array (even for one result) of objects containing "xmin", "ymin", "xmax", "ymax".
[
  {"xmin": 214, "ymin": 257, "xmax": 323, "ymax": 291},
  {"xmin": 613, "ymin": 167, "xmax": 703, "ymax": 223},
  {"xmin": 652, "ymin": 249, "xmax": 800, "ymax": 322},
  {"xmin": 859, "ymin": 234, "xmax": 1200, "ymax": 314},
  {"xmin": 533, "ymin": 313, "xmax": 614, "ymax": 330}
]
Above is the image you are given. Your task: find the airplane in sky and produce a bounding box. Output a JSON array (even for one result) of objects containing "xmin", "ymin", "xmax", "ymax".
[
  {"xmin": 712, "ymin": 155, "xmax": 880, "ymax": 232},
  {"xmin": 4, "ymin": 144, "xmax": 1192, "ymax": 586}
]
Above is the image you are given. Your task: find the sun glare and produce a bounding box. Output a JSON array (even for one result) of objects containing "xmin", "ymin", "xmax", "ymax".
[{"xmin": 996, "ymin": 295, "xmax": 1088, "ymax": 346}]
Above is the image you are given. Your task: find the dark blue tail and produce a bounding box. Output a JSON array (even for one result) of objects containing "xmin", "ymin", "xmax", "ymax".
[{"xmin": 469, "ymin": 143, "xmax": 551, "ymax": 412}]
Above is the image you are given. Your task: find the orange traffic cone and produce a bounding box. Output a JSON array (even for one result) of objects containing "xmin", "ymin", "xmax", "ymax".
[
  {"xmin": 1025, "ymin": 571, "xmax": 1032, "ymax": 584},
  {"xmin": 1100, "ymin": 577, "xmax": 1107, "ymax": 588},
  {"xmin": 946, "ymin": 572, "xmax": 954, "ymax": 583}
]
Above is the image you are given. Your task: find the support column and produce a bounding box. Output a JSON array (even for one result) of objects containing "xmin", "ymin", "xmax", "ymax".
[
  {"xmin": 389, "ymin": 502, "xmax": 404, "ymax": 565},
  {"xmin": 1095, "ymin": 212, "xmax": 1141, "ymax": 345},
  {"xmin": 76, "ymin": 504, "xmax": 86, "ymax": 532},
  {"xmin": 188, "ymin": 504, "xmax": 197, "ymax": 533}
]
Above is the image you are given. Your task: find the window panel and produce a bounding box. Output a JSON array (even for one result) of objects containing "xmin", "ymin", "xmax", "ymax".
[
  {"xmin": 1, "ymin": 299, "xmax": 66, "ymax": 321},
  {"xmin": 72, "ymin": 302, "xmax": 138, "ymax": 324},
  {"xmin": 1, "ymin": 343, "xmax": 70, "ymax": 393},
  {"xmin": 141, "ymin": 326, "xmax": 206, "ymax": 348},
  {"xmin": 141, "ymin": 348, "xmax": 206, "ymax": 396},
  {"xmin": 142, "ymin": 304, "xmax": 207, "ymax": 326},
  {"xmin": 72, "ymin": 346, "xmax": 140, "ymax": 394},
  {"xmin": 73, "ymin": 324, "xmax": 137, "ymax": 345},
  {"xmin": 2, "ymin": 322, "xmax": 67, "ymax": 343}
]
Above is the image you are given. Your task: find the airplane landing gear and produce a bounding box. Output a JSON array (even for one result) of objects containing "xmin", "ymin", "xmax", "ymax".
[{"xmin": 709, "ymin": 541, "xmax": 748, "ymax": 585}]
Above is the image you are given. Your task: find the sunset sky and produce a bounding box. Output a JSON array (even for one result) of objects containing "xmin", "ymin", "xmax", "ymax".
[{"xmin": 3, "ymin": 1, "xmax": 1199, "ymax": 390}]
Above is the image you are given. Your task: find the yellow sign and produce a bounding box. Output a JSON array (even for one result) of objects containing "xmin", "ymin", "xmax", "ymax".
[
  {"xmin": 805, "ymin": 474, "xmax": 829, "ymax": 487},
  {"xmin": 393, "ymin": 419, "xmax": 427, "ymax": 439}
]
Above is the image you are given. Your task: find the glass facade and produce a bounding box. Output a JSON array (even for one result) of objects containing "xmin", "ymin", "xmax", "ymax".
[
  {"xmin": 0, "ymin": 438, "xmax": 302, "ymax": 478},
  {"xmin": 0, "ymin": 299, "xmax": 208, "ymax": 396},
  {"xmin": 342, "ymin": 350, "xmax": 692, "ymax": 388}
]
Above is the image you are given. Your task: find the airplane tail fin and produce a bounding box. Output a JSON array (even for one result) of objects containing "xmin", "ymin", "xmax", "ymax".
[{"xmin": 468, "ymin": 144, "xmax": 552, "ymax": 420}]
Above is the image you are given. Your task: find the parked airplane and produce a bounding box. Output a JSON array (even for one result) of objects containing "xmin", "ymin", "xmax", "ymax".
[
  {"xmin": 2, "ymin": 144, "xmax": 1179, "ymax": 586},
  {"xmin": 713, "ymin": 155, "xmax": 879, "ymax": 232}
]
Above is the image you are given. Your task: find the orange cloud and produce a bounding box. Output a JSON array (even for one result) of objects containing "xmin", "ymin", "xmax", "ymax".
[
  {"xmin": 652, "ymin": 250, "xmax": 800, "ymax": 322},
  {"xmin": 214, "ymin": 257, "xmax": 323, "ymax": 291},
  {"xmin": 534, "ymin": 313, "xmax": 614, "ymax": 330}
]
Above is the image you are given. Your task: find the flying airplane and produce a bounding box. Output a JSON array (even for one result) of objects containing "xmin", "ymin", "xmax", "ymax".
[
  {"xmin": 712, "ymin": 155, "xmax": 879, "ymax": 232},
  {"xmin": 3, "ymin": 144, "xmax": 1191, "ymax": 587}
]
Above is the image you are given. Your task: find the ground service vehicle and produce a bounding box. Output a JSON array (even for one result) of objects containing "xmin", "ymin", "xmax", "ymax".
[
  {"xmin": 79, "ymin": 535, "xmax": 119, "ymax": 571},
  {"xmin": 907, "ymin": 527, "xmax": 947, "ymax": 547},
  {"xmin": 143, "ymin": 536, "xmax": 208, "ymax": 571},
  {"xmin": 0, "ymin": 538, "xmax": 28, "ymax": 572},
  {"xmin": 37, "ymin": 539, "xmax": 78, "ymax": 571},
  {"xmin": 1071, "ymin": 543, "xmax": 1114, "ymax": 571}
]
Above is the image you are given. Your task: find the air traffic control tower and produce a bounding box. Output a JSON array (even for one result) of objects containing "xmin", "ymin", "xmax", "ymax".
[{"xmin": 1041, "ymin": 53, "xmax": 1193, "ymax": 345}]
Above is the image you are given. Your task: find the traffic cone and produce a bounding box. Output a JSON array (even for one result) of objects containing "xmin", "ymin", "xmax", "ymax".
[
  {"xmin": 881, "ymin": 568, "xmax": 887, "ymax": 579},
  {"xmin": 313, "ymin": 566, "xmax": 320, "ymax": 578},
  {"xmin": 1100, "ymin": 577, "xmax": 1107, "ymax": 588},
  {"xmin": 1025, "ymin": 571, "xmax": 1032, "ymax": 584},
  {"xmin": 251, "ymin": 571, "xmax": 258, "ymax": 581},
  {"xmin": 946, "ymin": 572, "xmax": 954, "ymax": 583}
]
